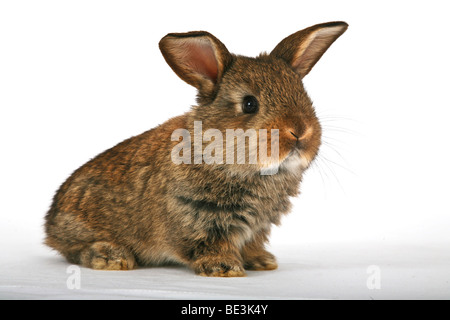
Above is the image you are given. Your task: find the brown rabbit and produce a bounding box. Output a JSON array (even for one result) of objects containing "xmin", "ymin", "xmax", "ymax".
[{"xmin": 45, "ymin": 22, "xmax": 348, "ymax": 276}]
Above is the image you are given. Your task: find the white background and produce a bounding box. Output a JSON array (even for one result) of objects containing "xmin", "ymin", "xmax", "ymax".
[{"xmin": 1, "ymin": 0, "xmax": 449, "ymax": 299}]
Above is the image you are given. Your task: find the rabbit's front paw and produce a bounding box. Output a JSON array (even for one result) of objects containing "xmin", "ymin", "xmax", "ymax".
[{"xmin": 193, "ymin": 257, "xmax": 245, "ymax": 277}]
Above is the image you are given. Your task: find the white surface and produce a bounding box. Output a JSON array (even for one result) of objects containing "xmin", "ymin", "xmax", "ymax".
[
  {"xmin": 1, "ymin": 236, "xmax": 449, "ymax": 300},
  {"xmin": 1, "ymin": 0, "xmax": 450, "ymax": 300}
]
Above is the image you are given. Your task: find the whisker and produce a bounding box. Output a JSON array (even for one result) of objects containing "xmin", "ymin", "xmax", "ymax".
[
  {"xmin": 319, "ymin": 153, "xmax": 356, "ymax": 176},
  {"xmin": 316, "ymin": 113, "xmax": 359, "ymax": 122},
  {"xmin": 321, "ymin": 135, "xmax": 349, "ymax": 146},
  {"xmin": 310, "ymin": 111, "xmax": 358, "ymax": 195},
  {"xmin": 319, "ymin": 117, "xmax": 358, "ymax": 123},
  {"xmin": 320, "ymin": 125, "xmax": 361, "ymax": 136},
  {"xmin": 313, "ymin": 156, "xmax": 333, "ymax": 196},
  {"xmin": 310, "ymin": 158, "xmax": 327, "ymax": 195},
  {"xmin": 316, "ymin": 154, "xmax": 346, "ymax": 195},
  {"xmin": 321, "ymin": 141, "xmax": 351, "ymax": 167},
  {"xmin": 318, "ymin": 113, "xmax": 363, "ymax": 139}
]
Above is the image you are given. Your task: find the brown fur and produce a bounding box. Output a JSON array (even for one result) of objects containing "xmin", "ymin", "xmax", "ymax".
[{"xmin": 45, "ymin": 22, "xmax": 348, "ymax": 276}]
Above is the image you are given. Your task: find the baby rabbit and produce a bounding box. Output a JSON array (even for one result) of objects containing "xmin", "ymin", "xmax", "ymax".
[{"xmin": 45, "ymin": 21, "xmax": 348, "ymax": 276}]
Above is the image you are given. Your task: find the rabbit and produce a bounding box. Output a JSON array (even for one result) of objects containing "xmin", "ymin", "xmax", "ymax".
[{"xmin": 45, "ymin": 21, "xmax": 348, "ymax": 276}]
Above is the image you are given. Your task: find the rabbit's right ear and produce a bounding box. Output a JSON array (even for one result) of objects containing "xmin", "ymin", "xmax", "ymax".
[
  {"xmin": 271, "ymin": 21, "xmax": 348, "ymax": 79},
  {"xmin": 159, "ymin": 31, "xmax": 233, "ymax": 96}
]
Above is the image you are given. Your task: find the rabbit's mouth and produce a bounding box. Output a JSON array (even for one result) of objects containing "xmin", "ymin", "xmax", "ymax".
[
  {"xmin": 259, "ymin": 149, "xmax": 311, "ymax": 176},
  {"xmin": 281, "ymin": 149, "xmax": 311, "ymax": 172}
]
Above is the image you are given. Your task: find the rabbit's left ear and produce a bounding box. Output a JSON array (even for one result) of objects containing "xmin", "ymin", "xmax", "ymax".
[
  {"xmin": 271, "ymin": 21, "xmax": 348, "ymax": 78},
  {"xmin": 159, "ymin": 31, "xmax": 232, "ymax": 96}
]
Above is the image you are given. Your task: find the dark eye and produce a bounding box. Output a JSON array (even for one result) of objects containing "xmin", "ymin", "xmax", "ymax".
[{"xmin": 242, "ymin": 95, "xmax": 259, "ymax": 114}]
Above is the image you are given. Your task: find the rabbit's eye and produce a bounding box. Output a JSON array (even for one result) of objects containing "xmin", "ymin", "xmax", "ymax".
[{"xmin": 242, "ymin": 95, "xmax": 259, "ymax": 114}]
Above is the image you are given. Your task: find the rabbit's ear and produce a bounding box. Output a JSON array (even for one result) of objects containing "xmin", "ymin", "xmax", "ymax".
[
  {"xmin": 159, "ymin": 31, "xmax": 232, "ymax": 94},
  {"xmin": 271, "ymin": 22, "xmax": 348, "ymax": 78}
]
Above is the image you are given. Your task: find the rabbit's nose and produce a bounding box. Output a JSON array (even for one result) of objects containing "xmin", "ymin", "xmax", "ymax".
[
  {"xmin": 289, "ymin": 131, "xmax": 304, "ymax": 149},
  {"xmin": 288, "ymin": 125, "xmax": 312, "ymax": 140},
  {"xmin": 288, "ymin": 126, "xmax": 313, "ymax": 148}
]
